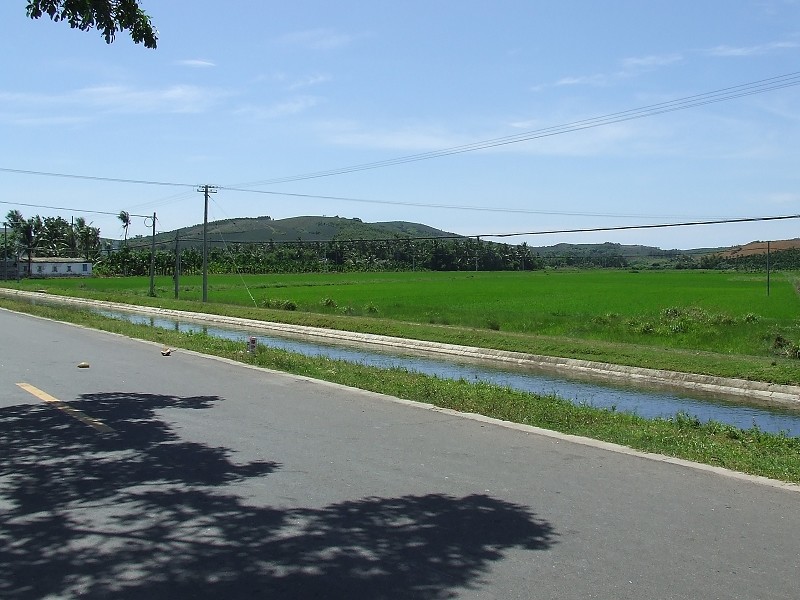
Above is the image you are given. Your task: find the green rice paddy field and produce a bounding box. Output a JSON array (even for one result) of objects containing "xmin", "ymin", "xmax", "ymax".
[{"xmin": 7, "ymin": 269, "xmax": 800, "ymax": 382}]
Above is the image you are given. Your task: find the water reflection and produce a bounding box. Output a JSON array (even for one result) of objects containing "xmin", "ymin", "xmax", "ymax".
[{"xmin": 92, "ymin": 309, "xmax": 800, "ymax": 437}]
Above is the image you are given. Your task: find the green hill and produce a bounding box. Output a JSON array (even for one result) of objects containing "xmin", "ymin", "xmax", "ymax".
[
  {"xmin": 129, "ymin": 216, "xmax": 460, "ymax": 249},
  {"xmin": 125, "ymin": 215, "xmax": 729, "ymax": 260}
]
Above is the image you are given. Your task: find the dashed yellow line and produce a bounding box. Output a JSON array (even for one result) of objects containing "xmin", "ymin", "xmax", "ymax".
[{"xmin": 16, "ymin": 383, "xmax": 114, "ymax": 434}]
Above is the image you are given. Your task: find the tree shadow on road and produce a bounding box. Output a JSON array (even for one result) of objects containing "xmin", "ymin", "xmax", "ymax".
[{"xmin": 0, "ymin": 391, "xmax": 557, "ymax": 599}]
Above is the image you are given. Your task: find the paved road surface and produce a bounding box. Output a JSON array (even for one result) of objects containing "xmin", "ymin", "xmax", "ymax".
[{"xmin": 1, "ymin": 308, "xmax": 798, "ymax": 599}]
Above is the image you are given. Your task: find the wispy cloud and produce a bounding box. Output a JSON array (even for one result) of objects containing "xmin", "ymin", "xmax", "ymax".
[
  {"xmin": 175, "ymin": 59, "xmax": 216, "ymax": 68},
  {"xmin": 276, "ymin": 28, "xmax": 354, "ymax": 50},
  {"xmin": 534, "ymin": 53, "xmax": 682, "ymax": 91},
  {"xmin": 761, "ymin": 191, "xmax": 800, "ymax": 205},
  {"xmin": 315, "ymin": 117, "xmax": 658, "ymax": 158},
  {"xmin": 318, "ymin": 121, "xmax": 466, "ymax": 151},
  {"xmin": 235, "ymin": 96, "xmax": 321, "ymax": 119},
  {"xmin": 0, "ymin": 84, "xmax": 231, "ymax": 122},
  {"xmin": 76, "ymin": 84, "xmax": 228, "ymax": 113},
  {"xmin": 621, "ymin": 53, "xmax": 683, "ymax": 70},
  {"xmin": 287, "ymin": 74, "xmax": 332, "ymax": 91},
  {"xmin": 553, "ymin": 74, "xmax": 608, "ymax": 88},
  {"xmin": 1, "ymin": 112, "xmax": 90, "ymax": 127},
  {"xmin": 706, "ymin": 40, "xmax": 799, "ymax": 56}
]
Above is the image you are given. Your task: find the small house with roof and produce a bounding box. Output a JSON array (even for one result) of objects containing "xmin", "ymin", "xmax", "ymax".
[{"xmin": 21, "ymin": 257, "xmax": 93, "ymax": 278}]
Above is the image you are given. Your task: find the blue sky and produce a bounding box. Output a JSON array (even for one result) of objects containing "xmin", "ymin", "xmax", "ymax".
[{"xmin": 1, "ymin": 0, "xmax": 799, "ymax": 249}]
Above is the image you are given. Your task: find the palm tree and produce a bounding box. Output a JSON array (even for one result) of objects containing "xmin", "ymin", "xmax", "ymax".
[
  {"xmin": 5, "ymin": 209, "xmax": 24, "ymax": 230},
  {"xmin": 19, "ymin": 216, "xmax": 42, "ymax": 276},
  {"xmin": 73, "ymin": 218, "xmax": 100, "ymax": 261},
  {"xmin": 118, "ymin": 211, "xmax": 131, "ymax": 246}
]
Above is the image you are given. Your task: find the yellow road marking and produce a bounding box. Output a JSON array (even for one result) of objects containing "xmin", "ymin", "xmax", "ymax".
[{"xmin": 16, "ymin": 383, "xmax": 114, "ymax": 434}]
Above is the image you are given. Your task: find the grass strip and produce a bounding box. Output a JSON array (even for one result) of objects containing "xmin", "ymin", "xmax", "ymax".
[{"xmin": 2, "ymin": 296, "xmax": 799, "ymax": 484}]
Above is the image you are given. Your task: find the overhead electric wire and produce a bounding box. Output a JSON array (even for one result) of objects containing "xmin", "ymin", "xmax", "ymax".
[
  {"xmin": 2, "ymin": 72, "xmax": 798, "ymax": 221},
  {"xmin": 228, "ymin": 71, "xmax": 800, "ymax": 188},
  {"xmin": 483, "ymin": 213, "xmax": 800, "ymax": 238},
  {"xmin": 0, "ymin": 199, "xmax": 151, "ymax": 219},
  {"xmin": 219, "ymin": 187, "xmax": 733, "ymax": 220},
  {"xmin": 0, "ymin": 167, "xmax": 196, "ymax": 189},
  {"xmin": 126, "ymin": 190, "xmax": 199, "ymax": 213}
]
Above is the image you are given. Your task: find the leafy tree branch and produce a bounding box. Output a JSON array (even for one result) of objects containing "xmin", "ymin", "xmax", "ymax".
[{"xmin": 26, "ymin": 0, "xmax": 157, "ymax": 48}]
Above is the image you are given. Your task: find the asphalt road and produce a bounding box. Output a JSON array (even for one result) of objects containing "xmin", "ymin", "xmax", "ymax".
[{"xmin": 1, "ymin": 307, "xmax": 798, "ymax": 599}]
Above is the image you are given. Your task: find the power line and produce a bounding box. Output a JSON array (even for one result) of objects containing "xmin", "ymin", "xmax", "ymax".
[
  {"xmin": 0, "ymin": 163, "xmax": 730, "ymax": 219},
  {"xmin": 2, "ymin": 71, "xmax": 798, "ymax": 218},
  {"xmin": 0, "ymin": 167, "xmax": 196, "ymax": 189},
  {"xmin": 229, "ymin": 71, "xmax": 800, "ymax": 188},
  {"xmin": 219, "ymin": 187, "xmax": 733, "ymax": 220},
  {"xmin": 0, "ymin": 199, "xmax": 151, "ymax": 219},
  {"xmin": 483, "ymin": 213, "xmax": 800, "ymax": 238}
]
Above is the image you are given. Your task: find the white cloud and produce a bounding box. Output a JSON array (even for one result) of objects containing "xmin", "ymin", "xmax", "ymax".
[
  {"xmin": 175, "ymin": 59, "xmax": 216, "ymax": 68},
  {"xmin": 621, "ymin": 53, "xmax": 683, "ymax": 70},
  {"xmin": 235, "ymin": 96, "xmax": 321, "ymax": 119},
  {"xmin": 536, "ymin": 53, "xmax": 682, "ymax": 92},
  {"xmin": 2, "ymin": 113, "xmax": 89, "ymax": 127},
  {"xmin": 287, "ymin": 74, "xmax": 332, "ymax": 91},
  {"xmin": 707, "ymin": 40, "xmax": 799, "ymax": 57},
  {"xmin": 317, "ymin": 120, "xmax": 466, "ymax": 151},
  {"xmin": 0, "ymin": 84, "xmax": 232, "ymax": 121},
  {"xmin": 312, "ymin": 113, "xmax": 672, "ymax": 159},
  {"xmin": 554, "ymin": 74, "xmax": 608, "ymax": 87},
  {"xmin": 276, "ymin": 29, "xmax": 353, "ymax": 50},
  {"xmin": 76, "ymin": 84, "xmax": 228, "ymax": 113},
  {"xmin": 758, "ymin": 191, "xmax": 800, "ymax": 205}
]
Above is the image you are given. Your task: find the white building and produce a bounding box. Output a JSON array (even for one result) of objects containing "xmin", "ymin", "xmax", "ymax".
[{"xmin": 21, "ymin": 257, "xmax": 93, "ymax": 278}]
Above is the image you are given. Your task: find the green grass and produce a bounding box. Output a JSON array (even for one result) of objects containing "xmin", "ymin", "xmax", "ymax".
[
  {"xmin": 4, "ymin": 269, "xmax": 800, "ymax": 385},
  {"xmin": 2, "ymin": 295, "xmax": 799, "ymax": 484}
]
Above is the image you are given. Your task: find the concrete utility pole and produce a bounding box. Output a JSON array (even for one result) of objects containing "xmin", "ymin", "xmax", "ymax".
[
  {"xmin": 2, "ymin": 222, "xmax": 6, "ymax": 281},
  {"xmin": 149, "ymin": 212, "xmax": 157, "ymax": 297},
  {"xmin": 766, "ymin": 240, "xmax": 771, "ymax": 297},
  {"xmin": 174, "ymin": 228, "xmax": 181, "ymax": 299},
  {"xmin": 197, "ymin": 185, "xmax": 218, "ymax": 302}
]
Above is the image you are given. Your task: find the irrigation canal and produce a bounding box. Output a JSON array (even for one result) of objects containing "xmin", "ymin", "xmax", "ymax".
[{"xmin": 82, "ymin": 306, "xmax": 800, "ymax": 437}]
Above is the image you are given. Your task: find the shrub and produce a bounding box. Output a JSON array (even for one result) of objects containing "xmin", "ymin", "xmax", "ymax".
[
  {"xmin": 261, "ymin": 298, "xmax": 297, "ymax": 311},
  {"xmin": 772, "ymin": 334, "xmax": 800, "ymax": 359}
]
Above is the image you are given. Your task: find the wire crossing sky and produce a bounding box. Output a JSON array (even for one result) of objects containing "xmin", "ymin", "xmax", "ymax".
[{"xmin": 0, "ymin": 1, "xmax": 798, "ymax": 249}]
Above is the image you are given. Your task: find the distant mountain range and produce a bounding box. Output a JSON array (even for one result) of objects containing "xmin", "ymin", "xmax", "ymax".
[{"xmin": 127, "ymin": 214, "xmax": 785, "ymax": 257}]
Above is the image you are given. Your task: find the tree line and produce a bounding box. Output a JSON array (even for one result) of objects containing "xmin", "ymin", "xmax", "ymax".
[
  {"xmin": 7, "ymin": 210, "xmax": 799, "ymax": 276},
  {"xmin": 3, "ymin": 210, "xmax": 103, "ymax": 270},
  {"xmin": 89, "ymin": 240, "xmax": 800, "ymax": 276},
  {"xmin": 100, "ymin": 237, "xmax": 547, "ymax": 276}
]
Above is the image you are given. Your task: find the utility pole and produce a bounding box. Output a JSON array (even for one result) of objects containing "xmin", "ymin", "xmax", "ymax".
[
  {"xmin": 2, "ymin": 222, "xmax": 6, "ymax": 280},
  {"xmin": 766, "ymin": 240, "xmax": 771, "ymax": 297},
  {"xmin": 197, "ymin": 185, "xmax": 217, "ymax": 302},
  {"xmin": 174, "ymin": 228, "xmax": 181, "ymax": 299},
  {"xmin": 149, "ymin": 212, "xmax": 157, "ymax": 297}
]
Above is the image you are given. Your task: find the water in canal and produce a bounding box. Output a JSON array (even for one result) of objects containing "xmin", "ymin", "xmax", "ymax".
[{"xmin": 96, "ymin": 309, "xmax": 800, "ymax": 436}]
